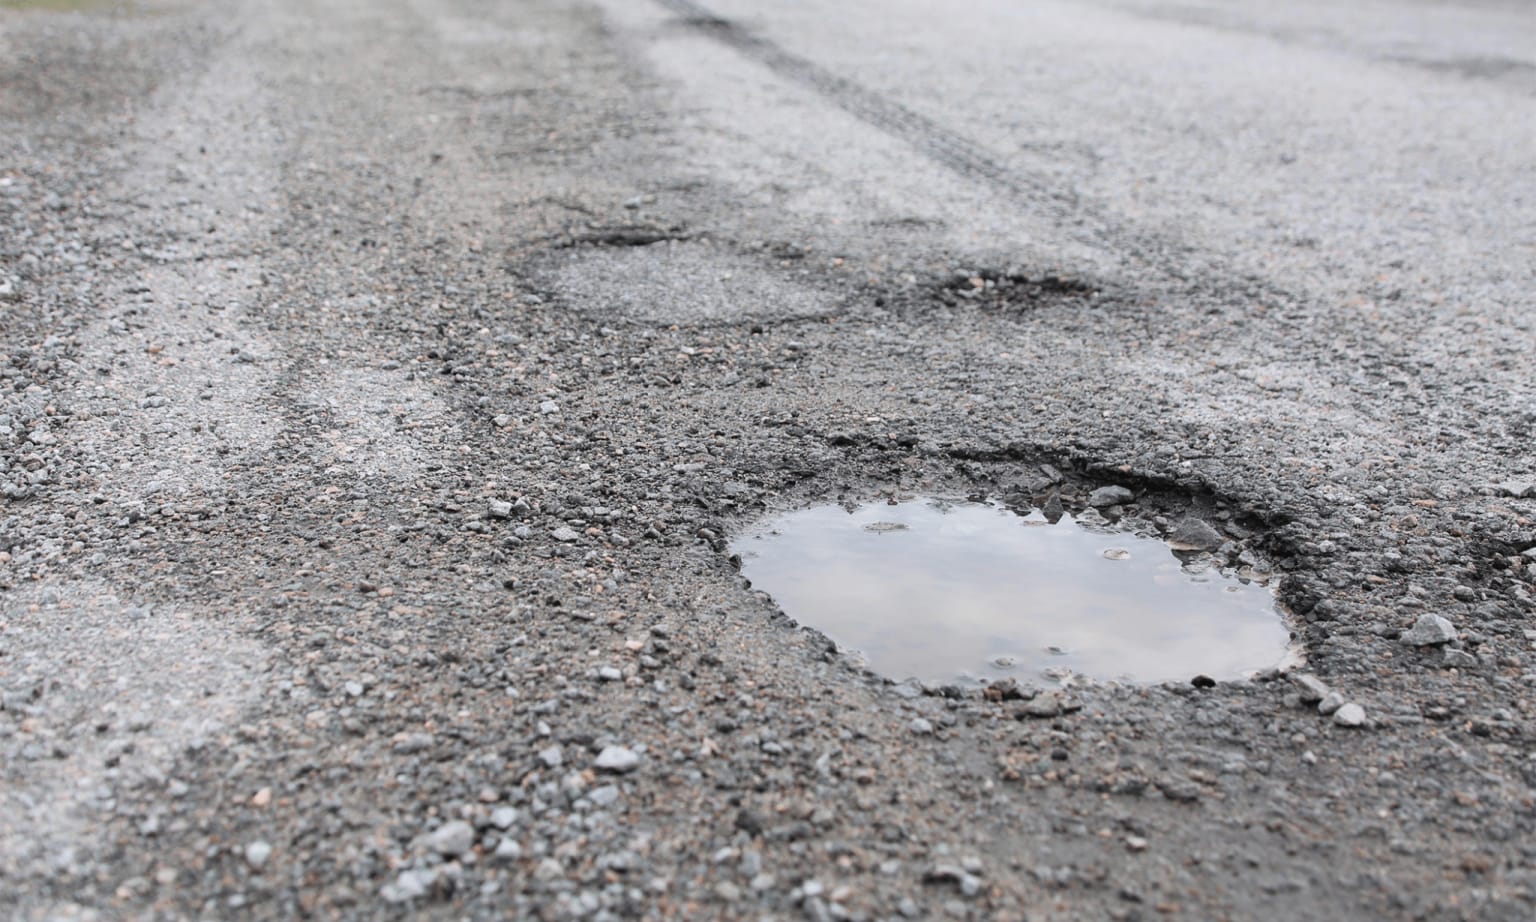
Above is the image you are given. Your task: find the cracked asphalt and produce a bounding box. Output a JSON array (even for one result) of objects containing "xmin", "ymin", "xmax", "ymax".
[{"xmin": 2, "ymin": 0, "xmax": 1534, "ymax": 919}]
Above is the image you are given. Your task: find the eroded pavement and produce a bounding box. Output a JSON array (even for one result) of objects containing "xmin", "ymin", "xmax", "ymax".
[{"xmin": 1, "ymin": 0, "xmax": 1534, "ymax": 919}]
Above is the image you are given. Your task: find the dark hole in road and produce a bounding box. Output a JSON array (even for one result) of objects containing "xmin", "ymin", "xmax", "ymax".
[
  {"xmin": 933, "ymin": 269, "xmax": 1097, "ymax": 312},
  {"xmin": 735, "ymin": 498, "xmax": 1291, "ymax": 686}
]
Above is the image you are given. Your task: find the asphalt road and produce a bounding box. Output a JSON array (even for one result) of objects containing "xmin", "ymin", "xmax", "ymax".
[{"xmin": 1, "ymin": 0, "xmax": 1534, "ymax": 919}]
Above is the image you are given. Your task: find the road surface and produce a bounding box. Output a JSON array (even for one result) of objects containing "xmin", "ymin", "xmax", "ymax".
[{"xmin": 1, "ymin": 0, "xmax": 1534, "ymax": 918}]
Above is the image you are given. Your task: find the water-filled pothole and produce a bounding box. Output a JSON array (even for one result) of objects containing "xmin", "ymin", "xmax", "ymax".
[{"xmin": 736, "ymin": 498, "xmax": 1291, "ymax": 685}]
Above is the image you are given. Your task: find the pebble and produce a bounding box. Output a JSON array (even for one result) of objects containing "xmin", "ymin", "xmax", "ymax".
[
  {"xmin": 1400, "ymin": 614, "xmax": 1457, "ymax": 646},
  {"xmin": 1167, "ymin": 517, "xmax": 1223, "ymax": 551},
  {"xmin": 423, "ymin": 820, "xmax": 475, "ymax": 857},
  {"xmin": 593, "ymin": 745, "xmax": 641, "ymax": 773},
  {"xmin": 551, "ymin": 526, "xmax": 579, "ymax": 543},
  {"xmin": 598, "ymin": 666, "xmax": 623, "ymax": 682},
  {"xmin": 244, "ymin": 841, "xmax": 272, "ymax": 871},
  {"xmin": 381, "ymin": 867, "xmax": 437, "ymax": 903},
  {"xmin": 488, "ymin": 499, "xmax": 514, "ymax": 519},
  {"xmin": 923, "ymin": 864, "xmax": 982, "ymax": 898},
  {"xmin": 909, "ymin": 717, "xmax": 934, "ymax": 735},
  {"xmin": 1290, "ymin": 673, "xmax": 1330, "ymax": 704},
  {"xmin": 1087, "ymin": 485, "xmax": 1134, "ymax": 507},
  {"xmin": 1317, "ymin": 691, "xmax": 1345, "ymax": 716},
  {"xmin": 489, "ymin": 806, "xmax": 518, "ymax": 830},
  {"xmin": 539, "ymin": 400, "xmax": 559, "ymax": 415},
  {"xmin": 1443, "ymin": 649, "xmax": 1478, "ymax": 669},
  {"xmin": 493, "ymin": 838, "xmax": 522, "ymax": 861},
  {"xmin": 1333, "ymin": 703, "xmax": 1367, "ymax": 727},
  {"xmin": 539, "ymin": 745, "xmax": 563, "ymax": 768},
  {"xmin": 1016, "ymin": 690, "xmax": 1080, "ymax": 718}
]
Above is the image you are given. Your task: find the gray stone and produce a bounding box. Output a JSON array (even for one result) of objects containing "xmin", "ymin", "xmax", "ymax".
[
  {"xmin": 1290, "ymin": 673, "xmax": 1330, "ymax": 704},
  {"xmin": 424, "ymin": 820, "xmax": 475, "ymax": 857},
  {"xmin": 1317, "ymin": 691, "xmax": 1345, "ymax": 715},
  {"xmin": 1087, "ymin": 485, "xmax": 1134, "ymax": 508},
  {"xmin": 909, "ymin": 718, "xmax": 934, "ymax": 735},
  {"xmin": 1442, "ymin": 648, "xmax": 1478, "ymax": 669},
  {"xmin": 1400, "ymin": 614, "xmax": 1457, "ymax": 646},
  {"xmin": 551, "ymin": 526, "xmax": 580, "ymax": 543},
  {"xmin": 539, "ymin": 745, "xmax": 563, "ymax": 768},
  {"xmin": 593, "ymin": 745, "xmax": 641, "ymax": 773},
  {"xmin": 598, "ymin": 666, "xmax": 623, "ymax": 682},
  {"xmin": 1167, "ymin": 518, "xmax": 1223, "ymax": 551},
  {"xmin": 539, "ymin": 400, "xmax": 559, "ymax": 415},
  {"xmin": 488, "ymin": 806, "xmax": 518, "ymax": 830},
  {"xmin": 488, "ymin": 499, "xmax": 514, "ymax": 519},
  {"xmin": 381, "ymin": 868, "xmax": 437, "ymax": 903},
  {"xmin": 588, "ymin": 785, "xmax": 621, "ymax": 807},
  {"xmin": 1016, "ymin": 690, "xmax": 1080, "ymax": 718},
  {"xmin": 1494, "ymin": 481, "xmax": 1534, "ymax": 499},
  {"xmin": 924, "ymin": 864, "xmax": 982, "ymax": 898},
  {"xmin": 493, "ymin": 838, "xmax": 522, "ymax": 861},
  {"xmin": 1333, "ymin": 703, "xmax": 1367, "ymax": 727},
  {"xmin": 244, "ymin": 841, "xmax": 272, "ymax": 871}
]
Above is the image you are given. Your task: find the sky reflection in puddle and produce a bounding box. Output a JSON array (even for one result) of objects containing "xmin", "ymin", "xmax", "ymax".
[{"xmin": 737, "ymin": 498, "xmax": 1291, "ymax": 685}]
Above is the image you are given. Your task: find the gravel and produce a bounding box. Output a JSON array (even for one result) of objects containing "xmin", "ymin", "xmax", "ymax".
[{"xmin": 2, "ymin": 0, "xmax": 1532, "ymax": 920}]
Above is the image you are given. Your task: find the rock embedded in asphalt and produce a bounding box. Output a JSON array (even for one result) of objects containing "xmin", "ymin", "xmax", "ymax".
[
  {"xmin": 423, "ymin": 820, "xmax": 475, "ymax": 857},
  {"xmin": 1087, "ymin": 485, "xmax": 1134, "ymax": 508},
  {"xmin": 1333, "ymin": 703, "xmax": 1367, "ymax": 727},
  {"xmin": 244, "ymin": 840, "xmax": 272, "ymax": 871},
  {"xmin": 1400, "ymin": 614, "xmax": 1458, "ymax": 646},
  {"xmin": 593, "ymin": 745, "xmax": 641, "ymax": 773},
  {"xmin": 1290, "ymin": 673, "xmax": 1331, "ymax": 704},
  {"xmin": 1167, "ymin": 517, "xmax": 1223, "ymax": 551}
]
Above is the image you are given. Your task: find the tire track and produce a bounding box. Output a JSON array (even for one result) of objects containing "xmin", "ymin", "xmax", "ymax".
[{"xmin": 652, "ymin": 0, "xmax": 1080, "ymax": 215}]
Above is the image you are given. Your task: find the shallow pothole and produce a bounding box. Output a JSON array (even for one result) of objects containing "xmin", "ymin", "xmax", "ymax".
[{"xmin": 736, "ymin": 497, "xmax": 1292, "ymax": 686}]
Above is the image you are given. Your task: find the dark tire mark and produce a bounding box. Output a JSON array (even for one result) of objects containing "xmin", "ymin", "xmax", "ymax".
[{"xmin": 652, "ymin": 0, "xmax": 1078, "ymax": 215}]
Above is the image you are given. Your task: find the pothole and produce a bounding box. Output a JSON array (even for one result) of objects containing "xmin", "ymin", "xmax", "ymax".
[
  {"xmin": 735, "ymin": 497, "xmax": 1292, "ymax": 686},
  {"xmin": 532, "ymin": 238, "xmax": 839, "ymax": 325}
]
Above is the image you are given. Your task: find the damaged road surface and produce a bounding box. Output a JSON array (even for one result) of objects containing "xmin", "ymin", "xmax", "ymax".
[{"xmin": 2, "ymin": 0, "xmax": 1534, "ymax": 919}]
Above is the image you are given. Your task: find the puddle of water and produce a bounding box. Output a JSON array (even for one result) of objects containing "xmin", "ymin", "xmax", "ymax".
[{"xmin": 736, "ymin": 498, "xmax": 1291, "ymax": 685}]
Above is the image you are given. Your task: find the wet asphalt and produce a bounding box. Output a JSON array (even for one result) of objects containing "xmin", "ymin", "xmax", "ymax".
[{"xmin": 1, "ymin": 0, "xmax": 1534, "ymax": 919}]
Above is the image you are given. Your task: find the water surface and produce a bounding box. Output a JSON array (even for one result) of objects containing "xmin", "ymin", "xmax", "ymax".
[{"xmin": 737, "ymin": 498, "xmax": 1290, "ymax": 684}]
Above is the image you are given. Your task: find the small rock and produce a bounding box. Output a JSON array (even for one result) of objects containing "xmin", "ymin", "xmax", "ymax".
[
  {"xmin": 923, "ymin": 864, "xmax": 982, "ymax": 898},
  {"xmin": 392, "ymin": 732, "xmax": 435, "ymax": 755},
  {"xmin": 1494, "ymin": 481, "xmax": 1534, "ymax": 499},
  {"xmin": 1167, "ymin": 518, "xmax": 1223, "ymax": 551},
  {"xmin": 1290, "ymin": 673, "xmax": 1330, "ymax": 704},
  {"xmin": 488, "ymin": 500, "xmax": 514, "ymax": 519},
  {"xmin": 1317, "ymin": 691, "xmax": 1345, "ymax": 716},
  {"xmin": 593, "ymin": 745, "xmax": 641, "ymax": 774},
  {"xmin": 381, "ymin": 868, "xmax": 437, "ymax": 903},
  {"xmin": 1015, "ymin": 690, "xmax": 1080, "ymax": 719},
  {"xmin": 244, "ymin": 841, "xmax": 272, "ymax": 871},
  {"xmin": 489, "ymin": 806, "xmax": 518, "ymax": 830},
  {"xmin": 1125, "ymin": 835, "xmax": 1148, "ymax": 852},
  {"xmin": 551, "ymin": 526, "xmax": 580, "ymax": 543},
  {"xmin": 588, "ymin": 785, "xmax": 620, "ymax": 808},
  {"xmin": 909, "ymin": 718, "xmax": 934, "ymax": 735},
  {"xmin": 493, "ymin": 838, "xmax": 522, "ymax": 861},
  {"xmin": 539, "ymin": 745, "xmax": 563, "ymax": 768},
  {"xmin": 539, "ymin": 400, "xmax": 559, "ymax": 415},
  {"xmin": 598, "ymin": 666, "xmax": 623, "ymax": 682},
  {"xmin": 1400, "ymin": 614, "xmax": 1457, "ymax": 647},
  {"xmin": 1443, "ymin": 649, "xmax": 1478, "ymax": 669},
  {"xmin": 1087, "ymin": 485, "xmax": 1134, "ymax": 508},
  {"xmin": 424, "ymin": 820, "xmax": 475, "ymax": 857},
  {"xmin": 1333, "ymin": 703, "xmax": 1367, "ymax": 727}
]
